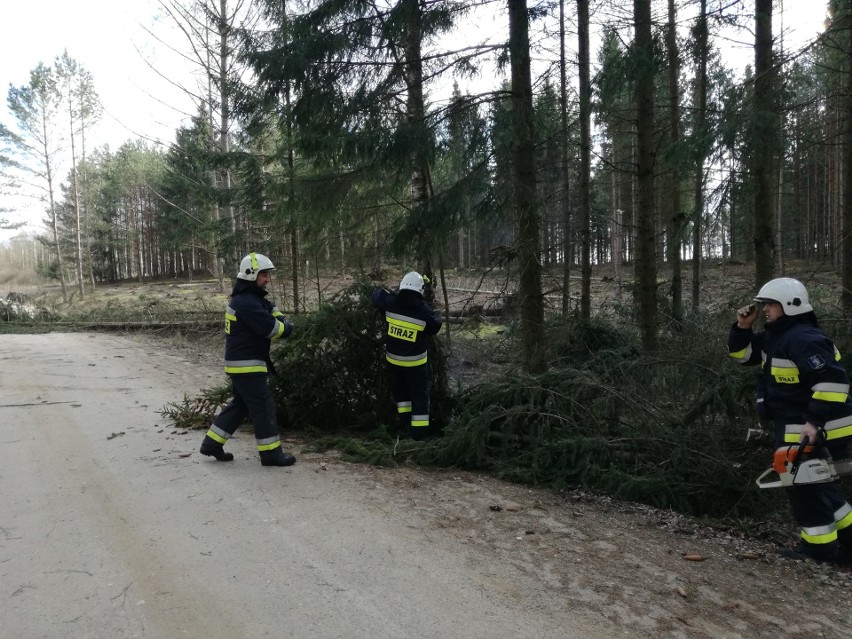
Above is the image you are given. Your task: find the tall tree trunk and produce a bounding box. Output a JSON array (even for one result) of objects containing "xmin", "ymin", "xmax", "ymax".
[
  {"xmin": 776, "ymin": 162, "xmax": 785, "ymax": 273},
  {"xmin": 559, "ymin": 0, "xmax": 572, "ymax": 315},
  {"xmin": 665, "ymin": 0, "xmax": 683, "ymax": 324},
  {"xmin": 633, "ymin": 0, "xmax": 657, "ymax": 350},
  {"xmin": 692, "ymin": 0, "xmax": 708, "ymax": 309},
  {"xmin": 202, "ymin": 13, "xmax": 226, "ymax": 294},
  {"xmin": 40, "ymin": 115, "xmax": 68, "ymax": 302},
  {"xmin": 578, "ymin": 0, "xmax": 592, "ymax": 321},
  {"xmin": 219, "ymin": 0, "xmax": 237, "ymax": 236},
  {"xmin": 509, "ymin": 0, "xmax": 546, "ymax": 373},
  {"xmin": 67, "ymin": 97, "xmax": 85, "ymax": 300},
  {"xmin": 841, "ymin": 0, "xmax": 852, "ymax": 311},
  {"xmin": 404, "ymin": 0, "xmax": 432, "ymax": 287},
  {"xmin": 290, "ymin": 227, "xmax": 300, "ymax": 312},
  {"xmin": 279, "ymin": 0, "xmax": 300, "ymax": 311},
  {"xmin": 753, "ymin": 0, "xmax": 776, "ymax": 287},
  {"xmin": 630, "ymin": 135, "xmax": 637, "ymax": 263},
  {"xmin": 612, "ymin": 151, "xmax": 623, "ymax": 299},
  {"xmin": 136, "ymin": 193, "xmax": 144, "ymax": 283},
  {"xmin": 216, "ymin": 0, "xmax": 231, "ymax": 293},
  {"xmin": 80, "ymin": 112, "xmax": 96, "ymax": 289}
]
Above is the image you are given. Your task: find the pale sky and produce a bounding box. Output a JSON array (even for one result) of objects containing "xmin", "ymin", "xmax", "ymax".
[
  {"xmin": 0, "ymin": 0, "xmax": 199, "ymax": 240},
  {"xmin": 1, "ymin": 0, "xmax": 195, "ymax": 150},
  {"xmin": 0, "ymin": 0, "xmax": 830, "ymax": 243}
]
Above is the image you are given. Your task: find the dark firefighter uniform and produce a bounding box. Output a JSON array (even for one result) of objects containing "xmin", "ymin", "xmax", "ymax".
[
  {"xmin": 729, "ymin": 315, "xmax": 852, "ymax": 560},
  {"xmin": 372, "ymin": 287, "xmax": 442, "ymax": 440},
  {"xmin": 200, "ymin": 276, "xmax": 295, "ymax": 466}
]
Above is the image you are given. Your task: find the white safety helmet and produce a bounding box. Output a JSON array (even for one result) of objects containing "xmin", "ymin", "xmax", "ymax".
[
  {"xmin": 754, "ymin": 277, "xmax": 813, "ymax": 316},
  {"xmin": 237, "ymin": 252, "xmax": 275, "ymax": 281},
  {"xmin": 399, "ymin": 271, "xmax": 425, "ymax": 296}
]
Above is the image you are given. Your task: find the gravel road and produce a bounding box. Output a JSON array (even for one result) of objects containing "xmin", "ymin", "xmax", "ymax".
[
  {"xmin": 0, "ymin": 332, "xmax": 599, "ymax": 639},
  {"xmin": 3, "ymin": 332, "xmax": 852, "ymax": 639}
]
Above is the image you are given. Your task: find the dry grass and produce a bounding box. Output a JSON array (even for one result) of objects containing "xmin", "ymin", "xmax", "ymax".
[
  {"xmin": 0, "ymin": 264, "xmax": 47, "ymax": 291},
  {"xmin": 0, "ymin": 258, "xmax": 844, "ymax": 333}
]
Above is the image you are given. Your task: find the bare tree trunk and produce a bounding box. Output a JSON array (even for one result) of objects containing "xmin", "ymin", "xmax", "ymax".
[
  {"xmin": 469, "ymin": 219, "xmax": 475, "ymax": 267},
  {"xmin": 835, "ymin": 108, "xmax": 843, "ymax": 268},
  {"xmin": 665, "ymin": 0, "xmax": 683, "ymax": 324},
  {"xmin": 612, "ymin": 148, "xmax": 623, "ymax": 300},
  {"xmin": 509, "ymin": 0, "xmax": 546, "ymax": 373},
  {"xmin": 219, "ymin": 0, "xmax": 237, "ymax": 236},
  {"xmin": 692, "ymin": 0, "xmax": 708, "ymax": 309},
  {"xmin": 630, "ymin": 134, "xmax": 637, "ymax": 264},
  {"xmin": 559, "ymin": 0, "xmax": 572, "ymax": 315},
  {"xmin": 578, "ymin": 0, "xmax": 592, "ymax": 321},
  {"xmin": 403, "ymin": 0, "xmax": 433, "ymax": 287},
  {"xmin": 135, "ymin": 194, "xmax": 144, "ymax": 283},
  {"xmin": 339, "ymin": 219, "xmax": 346, "ymax": 271},
  {"xmin": 776, "ymin": 162, "xmax": 785, "ymax": 273},
  {"xmin": 753, "ymin": 0, "xmax": 777, "ymax": 287},
  {"xmin": 725, "ymin": 153, "xmax": 734, "ymax": 260},
  {"xmin": 438, "ymin": 252, "xmax": 451, "ymax": 349},
  {"xmin": 80, "ymin": 116, "xmax": 96, "ymax": 289},
  {"xmin": 40, "ymin": 113, "xmax": 68, "ymax": 302},
  {"xmin": 280, "ymin": 0, "xmax": 300, "ymax": 311},
  {"xmin": 204, "ymin": 9, "xmax": 226, "ymax": 294},
  {"xmin": 288, "ymin": 227, "xmax": 299, "ymax": 313},
  {"xmin": 633, "ymin": 0, "xmax": 658, "ymax": 350},
  {"xmin": 48, "ymin": 189, "xmax": 67, "ymax": 299},
  {"xmin": 841, "ymin": 0, "xmax": 852, "ymax": 311},
  {"xmin": 67, "ymin": 97, "xmax": 85, "ymax": 300}
]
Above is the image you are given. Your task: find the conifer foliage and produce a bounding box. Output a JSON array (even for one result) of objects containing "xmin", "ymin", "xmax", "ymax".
[
  {"xmin": 417, "ymin": 316, "xmax": 774, "ymax": 519},
  {"xmin": 268, "ymin": 280, "xmax": 451, "ymax": 435}
]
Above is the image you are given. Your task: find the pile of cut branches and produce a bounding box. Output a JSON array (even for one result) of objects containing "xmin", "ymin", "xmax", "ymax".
[
  {"xmin": 412, "ymin": 316, "xmax": 780, "ymax": 519},
  {"xmin": 270, "ymin": 280, "xmax": 451, "ymax": 434}
]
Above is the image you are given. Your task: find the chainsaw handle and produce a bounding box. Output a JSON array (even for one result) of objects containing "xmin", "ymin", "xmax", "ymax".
[
  {"xmin": 792, "ymin": 442, "xmax": 808, "ymax": 467},
  {"xmin": 755, "ymin": 467, "xmax": 784, "ymax": 489},
  {"xmin": 797, "ymin": 424, "xmax": 827, "ymax": 449}
]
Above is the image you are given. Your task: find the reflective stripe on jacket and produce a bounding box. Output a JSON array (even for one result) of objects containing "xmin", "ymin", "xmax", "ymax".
[
  {"xmin": 371, "ymin": 288, "xmax": 441, "ymax": 367},
  {"xmin": 728, "ymin": 315, "xmax": 852, "ymax": 444},
  {"xmin": 224, "ymin": 279, "xmax": 289, "ymax": 375}
]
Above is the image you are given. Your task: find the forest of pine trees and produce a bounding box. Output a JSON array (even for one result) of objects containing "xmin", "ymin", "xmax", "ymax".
[{"xmin": 1, "ymin": 0, "xmax": 850, "ymax": 362}]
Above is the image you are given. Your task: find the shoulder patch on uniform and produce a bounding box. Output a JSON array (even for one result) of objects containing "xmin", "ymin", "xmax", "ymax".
[{"xmin": 807, "ymin": 354, "xmax": 826, "ymax": 370}]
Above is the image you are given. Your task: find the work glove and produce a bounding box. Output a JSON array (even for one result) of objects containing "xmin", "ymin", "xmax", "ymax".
[{"xmin": 283, "ymin": 319, "xmax": 293, "ymax": 338}]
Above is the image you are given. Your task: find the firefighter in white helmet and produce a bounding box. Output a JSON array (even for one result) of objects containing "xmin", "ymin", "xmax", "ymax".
[
  {"xmin": 371, "ymin": 271, "xmax": 442, "ymax": 440},
  {"xmin": 729, "ymin": 277, "xmax": 852, "ymax": 562},
  {"xmin": 199, "ymin": 252, "xmax": 297, "ymax": 466}
]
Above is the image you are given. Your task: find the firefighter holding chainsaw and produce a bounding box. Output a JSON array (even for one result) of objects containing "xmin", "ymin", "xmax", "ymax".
[
  {"xmin": 729, "ymin": 277, "xmax": 852, "ymax": 562},
  {"xmin": 372, "ymin": 271, "xmax": 442, "ymax": 440}
]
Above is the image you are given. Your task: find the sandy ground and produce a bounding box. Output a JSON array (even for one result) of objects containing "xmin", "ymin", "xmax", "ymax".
[{"xmin": 1, "ymin": 332, "xmax": 852, "ymax": 639}]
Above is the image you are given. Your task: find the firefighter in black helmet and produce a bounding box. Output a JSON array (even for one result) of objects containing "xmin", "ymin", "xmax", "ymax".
[
  {"xmin": 199, "ymin": 252, "xmax": 297, "ymax": 466},
  {"xmin": 372, "ymin": 271, "xmax": 442, "ymax": 440},
  {"xmin": 729, "ymin": 277, "xmax": 852, "ymax": 562}
]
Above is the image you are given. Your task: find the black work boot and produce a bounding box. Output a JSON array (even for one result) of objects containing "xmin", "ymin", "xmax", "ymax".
[
  {"xmin": 837, "ymin": 527, "xmax": 852, "ymax": 564},
  {"xmin": 259, "ymin": 448, "xmax": 296, "ymax": 467},
  {"xmin": 777, "ymin": 541, "xmax": 836, "ymax": 563},
  {"xmin": 200, "ymin": 436, "xmax": 234, "ymax": 462}
]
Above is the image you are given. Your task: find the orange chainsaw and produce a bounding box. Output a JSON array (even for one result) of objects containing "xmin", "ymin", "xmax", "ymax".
[{"xmin": 756, "ymin": 444, "xmax": 852, "ymax": 489}]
